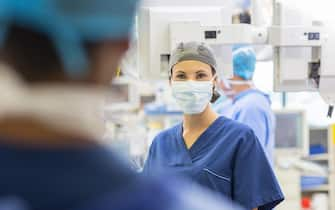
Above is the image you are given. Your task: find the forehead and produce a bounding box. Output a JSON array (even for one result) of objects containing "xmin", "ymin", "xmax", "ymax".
[{"xmin": 172, "ymin": 60, "xmax": 211, "ymax": 73}]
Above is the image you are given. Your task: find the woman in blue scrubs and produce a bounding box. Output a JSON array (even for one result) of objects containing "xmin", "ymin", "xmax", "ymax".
[{"xmin": 143, "ymin": 42, "xmax": 284, "ymax": 210}]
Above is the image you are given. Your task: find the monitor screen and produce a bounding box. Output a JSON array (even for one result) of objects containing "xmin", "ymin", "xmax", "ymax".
[
  {"xmin": 309, "ymin": 128, "xmax": 328, "ymax": 153},
  {"xmin": 275, "ymin": 112, "xmax": 303, "ymax": 148}
]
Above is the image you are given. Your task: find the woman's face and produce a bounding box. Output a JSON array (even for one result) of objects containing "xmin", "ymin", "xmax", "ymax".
[{"xmin": 171, "ymin": 60, "xmax": 214, "ymax": 82}]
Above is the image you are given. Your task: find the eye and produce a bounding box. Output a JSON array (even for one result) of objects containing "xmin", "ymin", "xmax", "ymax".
[
  {"xmin": 196, "ymin": 73, "xmax": 209, "ymax": 80},
  {"xmin": 175, "ymin": 73, "xmax": 186, "ymax": 80}
]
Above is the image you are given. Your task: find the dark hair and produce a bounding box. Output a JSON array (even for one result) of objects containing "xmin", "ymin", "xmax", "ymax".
[
  {"xmin": 0, "ymin": 26, "xmax": 95, "ymax": 83},
  {"xmin": 210, "ymin": 67, "xmax": 220, "ymax": 103}
]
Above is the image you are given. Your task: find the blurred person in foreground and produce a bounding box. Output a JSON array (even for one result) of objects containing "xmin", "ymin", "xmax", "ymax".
[{"xmin": 0, "ymin": 1, "xmax": 243, "ymax": 210}]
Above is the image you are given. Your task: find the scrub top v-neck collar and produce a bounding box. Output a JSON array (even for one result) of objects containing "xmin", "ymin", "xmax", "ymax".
[{"xmin": 175, "ymin": 116, "xmax": 227, "ymax": 163}]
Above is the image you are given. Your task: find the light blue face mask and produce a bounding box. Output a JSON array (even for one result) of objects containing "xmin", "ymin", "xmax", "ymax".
[{"xmin": 171, "ymin": 80, "xmax": 214, "ymax": 115}]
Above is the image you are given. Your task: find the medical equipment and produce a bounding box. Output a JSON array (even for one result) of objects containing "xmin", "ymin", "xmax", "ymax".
[
  {"xmin": 274, "ymin": 109, "xmax": 309, "ymax": 156},
  {"xmin": 309, "ymin": 127, "xmax": 329, "ymax": 155},
  {"xmin": 138, "ymin": 1, "xmax": 234, "ymax": 80},
  {"xmin": 312, "ymin": 193, "xmax": 329, "ymax": 210},
  {"xmin": 104, "ymin": 77, "xmax": 140, "ymax": 113},
  {"xmin": 103, "ymin": 78, "xmax": 145, "ymax": 170},
  {"xmin": 137, "ymin": 0, "xmax": 335, "ymax": 116}
]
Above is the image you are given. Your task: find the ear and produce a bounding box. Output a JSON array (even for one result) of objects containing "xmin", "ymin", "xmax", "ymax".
[
  {"xmin": 214, "ymin": 75, "xmax": 218, "ymax": 82},
  {"xmin": 212, "ymin": 74, "xmax": 218, "ymax": 86}
]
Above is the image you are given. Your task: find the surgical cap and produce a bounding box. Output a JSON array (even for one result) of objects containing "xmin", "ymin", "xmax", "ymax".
[
  {"xmin": 0, "ymin": 0, "xmax": 139, "ymax": 78},
  {"xmin": 233, "ymin": 44, "xmax": 256, "ymax": 80},
  {"xmin": 235, "ymin": 0, "xmax": 251, "ymax": 10},
  {"xmin": 169, "ymin": 42, "xmax": 217, "ymax": 76}
]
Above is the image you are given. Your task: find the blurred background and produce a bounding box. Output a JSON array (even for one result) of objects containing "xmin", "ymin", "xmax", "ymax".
[{"xmin": 101, "ymin": 0, "xmax": 335, "ymax": 210}]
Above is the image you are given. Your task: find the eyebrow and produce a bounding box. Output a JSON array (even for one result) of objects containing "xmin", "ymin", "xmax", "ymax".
[
  {"xmin": 174, "ymin": 70, "xmax": 186, "ymax": 74},
  {"xmin": 196, "ymin": 70, "xmax": 209, "ymax": 74},
  {"xmin": 173, "ymin": 70, "xmax": 209, "ymax": 74}
]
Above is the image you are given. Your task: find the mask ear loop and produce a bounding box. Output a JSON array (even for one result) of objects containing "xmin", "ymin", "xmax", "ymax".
[
  {"xmin": 221, "ymin": 78, "xmax": 232, "ymax": 89},
  {"xmin": 215, "ymin": 77, "xmax": 236, "ymax": 97},
  {"xmin": 211, "ymin": 73, "xmax": 218, "ymax": 82},
  {"xmin": 227, "ymin": 79, "xmax": 254, "ymax": 86}
]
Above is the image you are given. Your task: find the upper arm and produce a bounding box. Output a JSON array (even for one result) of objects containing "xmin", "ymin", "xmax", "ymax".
[
  {"xmin": 233, "ymin": 131, "xmax": 284, "ymax": 210},
  {"xmin": 233, "ymin": 106, "xmax": 267, "ymax": 147}
]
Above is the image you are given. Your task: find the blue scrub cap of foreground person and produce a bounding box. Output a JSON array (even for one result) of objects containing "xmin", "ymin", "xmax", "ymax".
[
  {"xmin": 233, "ymin": 44, "xmax": 256, "ymax": 80},
  {"xmin": 0, "ymin": 0, "xmax": 139, "ymax": 78}
]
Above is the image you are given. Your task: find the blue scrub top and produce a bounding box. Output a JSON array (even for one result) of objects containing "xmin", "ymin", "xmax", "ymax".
[
  {"xmin": 143, "ymin": 116, "xmax": 284, "ymax": 210},
  {"xmin": 216, "ymin": 89, "xmax": 275, "ymax": 166},
  {"xmin": 0, "ymin": 139, "xmax": 242, "ymax": 210}
]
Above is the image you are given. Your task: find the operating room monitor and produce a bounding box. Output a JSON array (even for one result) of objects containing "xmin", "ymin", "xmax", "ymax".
[
  {"xmin": 137, "ymin": 3, "xmax": 234, "ymax": 81},
  {"xmin": 274, "ymin": 110, "xmax": 308, "ymax": 155}
]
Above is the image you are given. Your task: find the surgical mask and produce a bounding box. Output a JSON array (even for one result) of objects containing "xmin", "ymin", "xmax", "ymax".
[{"xmin": 171, "ymin": 80, "xmax": 214, "ymax": 115}]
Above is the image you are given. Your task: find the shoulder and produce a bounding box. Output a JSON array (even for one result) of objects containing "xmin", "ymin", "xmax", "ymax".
[
  {"xmin": 155, "ymin": 124, "xmax": 179, "ymax": 140},
  {"xmin": 237, "ymin": 90, "xmax": 270, "ymax": 108},
  {"xmin": 223, "ymin": 117, "xmax": 259, "ymax": 145},
  {"xmin": 233, "ymin": 94, "xmax": 271, "ymax": 120},
  {"xmin": 222, "ymin": 116, "xmax": 254, "ymax": 135},
  {"xmin": 149, "ymin": 124, "xmax": 180, "ymax": 149}
]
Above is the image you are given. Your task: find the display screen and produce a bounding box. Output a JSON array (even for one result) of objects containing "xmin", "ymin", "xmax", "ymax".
[
  {"xmin": 205, "ymin": 31, "xmax": 217, "ymax": 39},
  {"xmin": 307, "ymin": 32, "xmax": 320, "ymax": 40},
  {"xmin": 275, "ymin": 113, "xmax": 303, "ymax": 148},
  {"xmin": 309, "ymin": 128, "xmax": 328, "ymax": 152}
]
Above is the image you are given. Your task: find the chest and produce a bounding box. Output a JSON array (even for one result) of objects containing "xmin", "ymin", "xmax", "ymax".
[{"xmin": 155, "ymin": 140, "xmax": 236, "ymax": 197}]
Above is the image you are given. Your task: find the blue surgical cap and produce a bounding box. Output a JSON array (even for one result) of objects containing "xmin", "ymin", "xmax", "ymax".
[
  {"xmin": 235, "ymin": 0, "xmax": 251, "ymax": 10},
  {"xmin": 233, "ymin": 44, "xmax": 256, "ymax": 80},
  {"xmin": 0, "ymin": 0, "xmax": 139, "ymax": 78}
]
